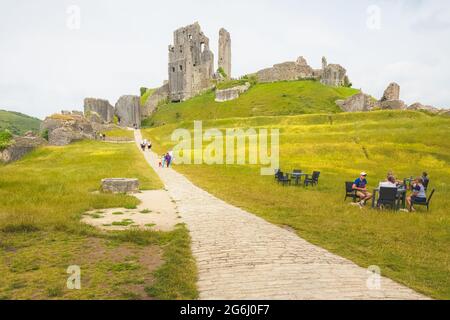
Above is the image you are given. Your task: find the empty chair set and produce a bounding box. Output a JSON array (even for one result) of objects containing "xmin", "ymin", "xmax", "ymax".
[{"xmin": 275, "ymin": 169, "xmax": 320, "ymax": 187}]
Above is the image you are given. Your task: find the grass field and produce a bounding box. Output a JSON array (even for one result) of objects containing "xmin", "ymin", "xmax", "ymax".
[
  {"xmin": 0, "ymin": 110, "xmax": 41, "ymax": 135},
  {"xmin": 102, "ymin": 128, "xmax": 135, "ymax": 139},
  {"xmin": 141, "ymin": 88, "xmax": 156, "ymax": 106},
  {"xmin": 143, "ymin": 80, "xmax": 359, "ymax": 127},
  {"xmin": 143, "ymin": 110, "xmax": 450, "ymax": 299},
  {"xmin": 0, "ymin": 141, "xmax": 197, "ymax": 299}
]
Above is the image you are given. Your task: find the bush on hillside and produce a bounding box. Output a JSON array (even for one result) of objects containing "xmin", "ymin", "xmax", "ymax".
[
  {"xmin": 0, "ymin": 129, "xmax": 13, "ymax": 150},
  {"xmin": 217, "ymin": 67, "xmax": 227, "ymax": 79},
  {"xmin": 40, "ymin": 129, "xmax": 49, "ymax": 141},
  {"xmin": 140, "ymin": 87, "xmax": 148, "ymax": 96}
]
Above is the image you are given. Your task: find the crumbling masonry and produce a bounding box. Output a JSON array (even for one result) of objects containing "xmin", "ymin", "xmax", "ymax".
[
  {"xmin": 218, "ymin": 28, "xmax": 231, "ymax": 79},
  {"xmin": 168, "ymin": 22, "xmax": 215, "ymax": 102}
]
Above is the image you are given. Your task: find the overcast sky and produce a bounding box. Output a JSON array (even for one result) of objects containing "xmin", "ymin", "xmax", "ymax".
[{"xmin": 1, "ymin": 0, "xmax": 449, "ymax": 119}]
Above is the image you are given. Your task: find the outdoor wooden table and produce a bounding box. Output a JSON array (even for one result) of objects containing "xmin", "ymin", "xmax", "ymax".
[
  {"xmin": 291, "ymin": 173, "xmax": 308, "ymax": 185},
  {"xmin": 372, "ymin": 187, "xmax": 407, "ymax": 209}
]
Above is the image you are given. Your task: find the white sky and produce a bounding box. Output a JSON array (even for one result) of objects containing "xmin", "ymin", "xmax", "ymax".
[{"xmin": 1, "ymin": 0, "xmax": 449, "ymax": 119}]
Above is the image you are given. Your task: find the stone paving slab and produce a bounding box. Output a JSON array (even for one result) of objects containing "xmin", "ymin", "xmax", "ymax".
[{"xmin": 134, "ymin": 130, "xmax": 427, "ymax": 300}]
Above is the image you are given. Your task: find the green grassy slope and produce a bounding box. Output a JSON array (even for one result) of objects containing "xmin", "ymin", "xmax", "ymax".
[
  {"xmin": 143, "ymin": 110, "xmax": 450, "ymax": 299},
  {"xmin": 0, "ymin": 141, "xmax": 197, "ymax": 299},
  {"xmin": 140, "ymin": 88, "xmax": 156, "ymax": 106},
  {"xmin": 0, "ymin": 110, "xmax": 41, "ymax": 135},
  {"xmin": 144, "ymin": 80, "xmax": 359, "ymax": 127}
]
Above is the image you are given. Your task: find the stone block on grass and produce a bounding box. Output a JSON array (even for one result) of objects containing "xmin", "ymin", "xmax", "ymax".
[{"xmin": 101, "ymin": 178, "xmax": 139, "ymax": 194}]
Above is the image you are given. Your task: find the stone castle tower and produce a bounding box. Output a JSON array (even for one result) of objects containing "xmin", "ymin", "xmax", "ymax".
[
  {"xmin": 218, "ymin": 28, "xmax": 231, "ymax": 79},
  {"xmin": 168, "ymin": 22, "xmax": 215, "ymax": 102}
]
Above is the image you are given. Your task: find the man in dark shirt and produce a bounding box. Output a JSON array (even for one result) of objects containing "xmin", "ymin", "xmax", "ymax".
[{"xmin": 352, "ymin": 172, "xmax": 372, "ymax": 207}]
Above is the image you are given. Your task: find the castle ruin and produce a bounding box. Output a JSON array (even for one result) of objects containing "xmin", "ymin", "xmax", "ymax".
[
  {"xmin": 320, "ymin": 59, "xmax": 348, "ymax": 87},
  {"xmin": 256, "ymin": 55, "xmax": 349, "ymax": 87},
  {"xmin": 168, "ymin": 22, "xmax": 215, "ymax": 102},
  {"xmin": 218, "ymin": 28, "xmax": 231, "ymax": 79}
]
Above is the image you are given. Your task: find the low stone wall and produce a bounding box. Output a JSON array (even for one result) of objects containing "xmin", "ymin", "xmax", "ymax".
[
  {"xmin": 215, "ymin": 82, "xmax": 251, "ymax": 102},
  {"xmin": 101, "ymin": 178, "xmax": 139, "ymax": 193},
  {"xmin": 0, "ymin": 136, "xmax": 47, "ymax": 163},
  {"xmin": 256, "ymin": 57, "xmax": 315, "ymax": 83}
]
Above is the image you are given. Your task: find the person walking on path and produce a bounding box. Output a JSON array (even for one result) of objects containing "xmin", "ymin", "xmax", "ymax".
[
  {"xmin": 161, "ymin": 154, "xmax": 166, "ymax": 168},
  {"xmin": 165, "ymin": 152, "xmax": 172, "ymax": 168}
]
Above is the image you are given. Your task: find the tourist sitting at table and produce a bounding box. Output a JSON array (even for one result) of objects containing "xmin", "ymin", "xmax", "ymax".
[
  {"xmin": 379, "ymin": 175, "xmax": 397, "ymax": 188},
  {"xmin": 386, "ymin": 171, "xmax": 405, "ymax": 186},
  {"xmin": 406, "ymin": 178, "xmax": 427, "ymax": 212},
  {"xmin": 352, "ymin": 172, "xmax": 372, "ymax": 208}
]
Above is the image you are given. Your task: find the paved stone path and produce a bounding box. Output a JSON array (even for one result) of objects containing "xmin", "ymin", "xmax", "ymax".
[{"xmin": 134, "ymin": 130, "xmax": 427, "ymax": 300}]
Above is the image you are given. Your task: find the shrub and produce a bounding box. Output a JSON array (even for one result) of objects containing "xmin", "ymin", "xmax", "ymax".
[
  {"xmin": 1, "ymin": 222, "xmax": 40, "ymax": 233},
  {"xmin": 217, "ymin": 67, "xmax": 227, "ymax": 78},
  {"xmin": 0, "ymin": 129, "xmax": 13, "ymax": 150},
  {"xmin": 40, "ymin": 129, "xmax": 49, "ymax": 141},
  {"xmin": 344, "ymin": 76, "xmax": 352, "ymax": 88},
  {"xmin": 140, "ymin": 87, "xmax": 148, "ymax": 96}
]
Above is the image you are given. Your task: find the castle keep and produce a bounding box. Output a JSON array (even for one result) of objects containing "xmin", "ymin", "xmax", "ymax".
[{"xmin": 168, "ymin": 22, "xmax": 215, "ymax": 102}]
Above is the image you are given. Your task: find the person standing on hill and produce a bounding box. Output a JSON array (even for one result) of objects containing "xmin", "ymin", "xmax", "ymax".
[{"xmin": 352, "ymin": 172, "xmax": 372, "ymax": 208}]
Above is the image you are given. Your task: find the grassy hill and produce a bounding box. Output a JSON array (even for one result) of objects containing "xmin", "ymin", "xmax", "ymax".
[
  {"xmin": 143, "ymin": 105, "xmax": 450, "ymax": 298},
  {"xmin": 0, "ymin": 110, "xmax": 41, "ymax": 135},
  {"xmin": 0, "ymin": 140, "xmax": 197, "ymax": 299},
  {"xmin": 143, "ymin": 80, "xmax": 359, "ymax": 127}
]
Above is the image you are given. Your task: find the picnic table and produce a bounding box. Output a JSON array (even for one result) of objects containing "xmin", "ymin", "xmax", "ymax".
[
  {"xmin": 371, "ymin": 187, "xmax": 407, "ymax": 209},
  {"xmin": 291, "ymin": 172, "xmax": 309, "ymax": 185}
]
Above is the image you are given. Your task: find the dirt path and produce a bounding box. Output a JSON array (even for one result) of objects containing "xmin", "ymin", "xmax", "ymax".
[{"xmin": 134, "ymin": 130, "xmax": 427, "ymax": 300}]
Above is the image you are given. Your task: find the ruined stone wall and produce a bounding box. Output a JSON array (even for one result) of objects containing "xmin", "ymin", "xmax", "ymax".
[
  {"xmin": 215, "ymin": 82, "xmax": 250, "ymax": 102},
  {"xmin": 381, "ymin": 83, "xmax": 400, "ymax": 101},
  {"xmin": 0, "ymin": 135, "xmax": 47, "ymax": 163},
  {"xmin": 321, "ymin": 64, "xmax": 347, "ymax": 87},
  {"xmin": 168, "ymin": 22, "xmax": 214, "ymax": 102},
  {"xmin": 142, "ymin": 83, "xmax": 169, "ymax": 118},
  {"xmin": 41, "ymin": 114, "xmax": 95, "ymax": 146},
  {"xmin": 84, "ymin": 98, "xmax": 114, "ymax": 123},
  {"xmin": 256, "ymin": 57, "xmax": 315, "ymax": 83},
  {"xmin": 115, "ymin": 95, "xmax": 141, "ymax": 128},
  {"xmin": 336, "ymin": 92, "xmax": 375, "ymax": 112},
  {"xmin": 218, "ymin": 28, "xmax": 231, "ymax": 79}
]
